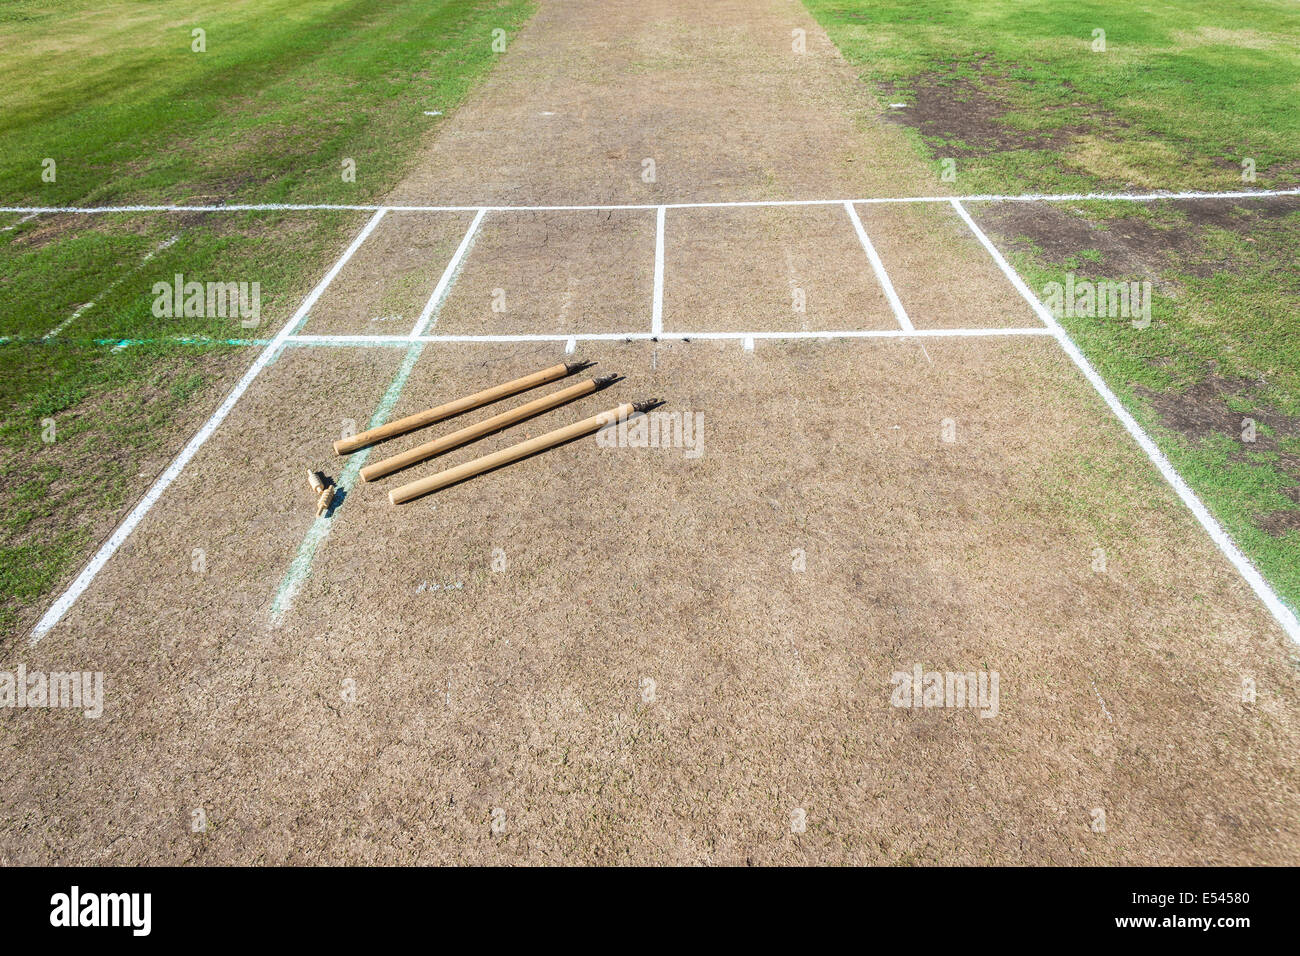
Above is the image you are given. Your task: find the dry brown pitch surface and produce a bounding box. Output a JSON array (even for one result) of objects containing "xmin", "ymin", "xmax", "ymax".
[{"xmin": 3, "ymin": 0, "xmax": 1298, "ymax": 865}]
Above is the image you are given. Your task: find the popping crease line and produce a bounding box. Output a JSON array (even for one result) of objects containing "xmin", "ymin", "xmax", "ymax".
[
  {"xmin": 950, "ymin": 197, "xmax": 1300, "ymax": 646},
  {"xmin": 286, "ymin": 328, "xmax": 1055, "ymax": 344},
  {"xmin": 0, "ymin": 328, "xmax": 1056, "ymax": 350},
  {"xmin": 2, "ymin": 187, "xmax": 1298, "ymax": 215}
]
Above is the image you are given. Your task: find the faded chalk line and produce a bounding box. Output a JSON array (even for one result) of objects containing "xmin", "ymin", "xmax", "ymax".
[
  {"xmin": 2, "ymin": 212, "xmax": 39, "ymax": 231},
  {"xmin": 43, "ymin": 233, "xmax": 179, "ymax": 340},
  {"xmin": 29, "ymin": 208, "xmax": 390, "ymax": 643},
  {"xmin": 270, "ymin": 340, "xmax": 425, "ymax": 623}
]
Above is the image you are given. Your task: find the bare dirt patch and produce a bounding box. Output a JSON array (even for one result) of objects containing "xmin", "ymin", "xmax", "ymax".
[
  {"xmin": 974, "ymin": 202, "xmax": 1204, "ymax": 279},
  {"xmin": 1135, "ymin": 375, "xmax": 1288, "ymax": 445},
  {"xmin": 663, "ymin": 205, "xmax": 895, "ymax": 333},
  {"xmin": 437, "ymin": 209, "xmax": 657, "ymax": 335},
  {"xmin": 880, "ymin": 72, "xmax": 1077, "ymax": 157},
  {"xmin": 1135, "ymin": 373, "xmax": 1300, "ymax": 536},
  {"xmin": 972, "ymin": 196, "xmax": 1300, "ymax": 281},
  {"xmin": 4, "ymin": 338, "xmax": 1298, "ymax": 864},
  {"xmin": 855, "ymin": 201, "xmax": 1041, "ymax": 328},
  {"xmin": 1259, "ymin": 509, "xmax": 1300, "ymax": 536}
]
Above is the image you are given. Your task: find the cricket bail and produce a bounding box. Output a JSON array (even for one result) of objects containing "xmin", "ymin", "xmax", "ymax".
[
  {"xmin": 564, "ymin": 358, "xmax": 596, "ymax": 374},
  {"xmin": 632, "ymin": 398, "xmax": 664, "ymax": 414},
  {"xmin": 593, "ymin": 373, "xmax": 621, "ymax": 389}
]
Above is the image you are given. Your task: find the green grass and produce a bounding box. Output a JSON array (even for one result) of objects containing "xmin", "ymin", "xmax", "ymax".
[
  {"xmin": 0, "ymin": 341, "xmax": 242, "ymax": 624},
  {"xmin": 1005, "ymin": 202, "xmax": 1300, "ymax": 605},
  {"xmin": 0, "ymin": 0, "xmax": 526, "ymax": 208},
  {"xmin": 0, "ymin": 0, "xmax": 533, "ymax": 638},
  {"xmin": 804, "ymin": 0, "xmax": 1300, "ymax": 193},
  {"xmin": 804, "ymin": 0, "xmax": 1300, "ymax": 613}
]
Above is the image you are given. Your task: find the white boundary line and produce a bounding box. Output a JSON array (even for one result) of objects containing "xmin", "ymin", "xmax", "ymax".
[
  {"xmin": 844, "ymin": 201, "xmax": 913, "ymax": 331},
  {"xmin": 3, "ymin": 187, "xmax": 1296, "ymax": 216},
  {"xmin": 950, "ymin": 198, "xmax": 1300, "ymax": 645},
  {"xmin": 652, "ymin": 206, "xmax": 666, "ymax": 336},
  {"xmin": 28, "ymin": 208, "xmax": 390, "ymax": 644},
  {"xmin": 409, "ymin": 208, "xmax": 486, "ymax": 337}
]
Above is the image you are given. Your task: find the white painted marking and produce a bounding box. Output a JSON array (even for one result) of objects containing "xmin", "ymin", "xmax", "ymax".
[
  {"xmin": 409, "ymin": 208, "xmax": 486, "ymax": 337},
  {"xmin": 46, "ymin": 301, "xmax": 97, "ymax": 340},
  {"xmin": 565, "ymin": 336, "xmax": 576, "ymax": 354},
  {"xmin": 743, "ymin": 335, "xmax": 755, "ymax": 352},
  {"xmin": 1090, "ymin": 678, "xmax": 1114, "ymax": 724},
  {"xmin": 271, "ymin": 339, "xmax": 425, "ymax": 623},
  {"xmin": 950, "ymin": 198, "xmax": 1300, "ymax": 645},
  {"xmin": 287, "ymin": 327, "xmax": 1054, "ymax": 346},
  {"xmin": 845, "ymin": 201, "xmax": 913, "ymax": 331},
  {"xmin": 3, "ymin": 187, "xmax": 1295, "ymax": 216},
  {"xmin": 652, "ymin": 206, "xmax": 666, "ymax": 336},
  {"xmin": 423, "ymin": 110, "xmax": 443, "ymax": 116},
  {"xmin": 2, "ymin": 212, "xmax": 39, "ymax": 231},
  {"xmin": 43, "ymin": 233, "xmax": 180, "ymax": 339},
  {"xmin": 29, "ymin": 209, "xmax": 389, "ymax": 643}
]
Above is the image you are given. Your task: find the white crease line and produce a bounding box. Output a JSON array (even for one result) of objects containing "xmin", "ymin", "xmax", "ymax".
[
  {"xmin": 43, "ymin": 233, "xmax": 180, "ymax": 339},
  {"xmin": 652, "ymin": 206, "xmax": 666, "ymax": 336},
  {"xmin": 409, "ymin": 208, "xmax": 486, "ymax": 337},
  {"xmin": 845, "ymin": 201, "xmax": 913, "ymax": 331},
  {"xmin": 950, "ymin": 198, "xmax": 1300, "ymax": 646},
  {"xmin": 29, "ymin": 208, "xmax": 389, "ymax": 644},
  {"xmin": 2, "ymin": 188, "xmax": 1296, "ymax": 215},
  {"xmin": 288, "ymin": 327, "xmax": 1053, "ymax": 345}
]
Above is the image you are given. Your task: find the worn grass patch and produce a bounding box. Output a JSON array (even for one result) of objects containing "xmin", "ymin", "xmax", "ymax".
[
  {"xmin": 0, "ymin": 341, "xmax": 251, "ymax": 637},
  {"xmin": 0, "ymin": 0, "xmax": 534, "ymax": 640},
  {"xmin": 803, "ymin": 0, "xmax": 1300, "ymax": 615},
  {"xmin": 804, "ymin": 0, "xmax": 1300, "ymax": 193},
  {"xmin": 977, "ymin": 197, "xmax": 1300, "ymax": 608}
]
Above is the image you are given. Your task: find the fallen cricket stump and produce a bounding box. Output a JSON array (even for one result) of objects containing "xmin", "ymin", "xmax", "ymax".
[
  {"xmin": 333, "ymin": 359, "xmax": 594, "ymax": 455},
  {"xmin": 389, "ymin": 399, "xmax": 660, "ymax": 504},
  {"xmin": 360, "ymin": 374, "xmax": 619, "ymax": 482}
]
